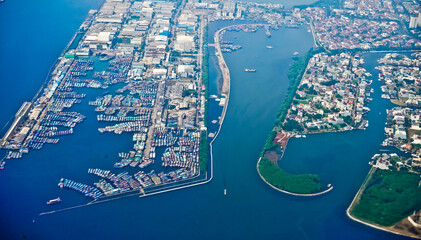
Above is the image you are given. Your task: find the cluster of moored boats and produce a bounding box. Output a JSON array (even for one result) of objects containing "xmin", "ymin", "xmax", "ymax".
[
  {"xmin": 97, "ymin": 115, "xmax": 149, "ymax": 122},
  {"xmin": 98, "ymin": 121, "xmax": 150, "ymax": 133},
  {"xmin": 151, "ymin": 128, "xmax": 178, "ymax": 147},
  {"xmin": 5, "ymin": 150, "xmax": 22, "ymax": 159},
  {"xmin": 63, "ymin": 166, "xmax": 199, "ymax": 199},
  {"xmin": 161, "ymin": 147, "xmax": 199, "ymax": 169},
  {"xmin": 71, "ymin": 59, "xmax": 94, "ymax": 72},
  {"xmin": 55, "ymin": 92, "xmax": 86, "ymax": 99},
  {"xmin": 58, "ymin": 178, "xmax": 103, "ymax": 199},
  {"xmin": 63, "ymin": 77, "xmax": 104, "ymax": 89},
  {"xmin": 5, "ymin": 51, "xmax": 204, "ymax": 203},
  {"xmin": 25, "ymin": 112, "xmax": 86, "ymax": 150}
]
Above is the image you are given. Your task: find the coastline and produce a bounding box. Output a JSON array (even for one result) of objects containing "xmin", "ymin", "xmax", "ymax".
[
  {"xmin": 346, "ymin": 167, "xmax": 420, "ymax": 239},
  {"xmin": 38, "ymin": 21, "xmax": 235, "ymax": 216},
  {"xmin": 256, "ymin": 157, "xmax": 333, "ymax": 196},
  {"xmin": 256, "ymin": 49, "xmax": 333, "ymax": 196},
  {"xmin": 213, "ymin": 26, "xmax": 231, "ymax": 127},
  {"xmin": 2, "ymin": 1, "xmax": 421, "ymax": 239}
]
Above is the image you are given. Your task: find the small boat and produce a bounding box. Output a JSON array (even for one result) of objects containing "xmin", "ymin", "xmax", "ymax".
[
  {"xmin": 244, "ymin": 69, "xmax": 256, "ymax": 72},
  {"xmin": 224, "ymin": 189, "xmax": 227, "ymax": 196},
  {"xmin": 293, "ymin": 52, "xmax": 299, "ymax": 56},
  {"xmin": 99, "ymin": 55, "xmax": 115, "ymax": 61},
  {"xmin": 266, "ymin": 46, "xmax": 273, "ymax": 49},
  {"xmin": 0, "ymin": 161, "xmax": 5, "ymax": 170},
  {"xmin": 46, "ymin": 197, "xmax": 61, "ymax": 205}
]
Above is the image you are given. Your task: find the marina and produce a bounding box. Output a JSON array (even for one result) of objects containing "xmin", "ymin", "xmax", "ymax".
[{"xmin": 0, "ymin": 0, "xmax": 418, "ymax": 239}]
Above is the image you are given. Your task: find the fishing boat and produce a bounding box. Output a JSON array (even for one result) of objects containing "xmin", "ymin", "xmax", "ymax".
[
  {"xmin": 0, "ymin": 161, "xmax": 5, "ymax": 170},
  {"xmin": 46, "ymin": 197, "xmax": 61, "ymax": 205},
  {"xmin": 100, "ymin": 55, "xmax": 115, "ymax": 61},
  {"xmin": 244, "ymin": 69, "xmax": 256, "ymax": 72},
  {"xmin": 266, "ymin": 46, "xmax": 273, "ymax": 49},
  {"xmin": 224, "ymin": 189, "xmax": 227, "ymax": 195}
]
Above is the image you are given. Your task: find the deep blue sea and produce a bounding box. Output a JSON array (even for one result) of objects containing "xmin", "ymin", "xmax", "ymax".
[{"xmin": 0, "ymin": 0, "xmax": 413, "ymax": 239}]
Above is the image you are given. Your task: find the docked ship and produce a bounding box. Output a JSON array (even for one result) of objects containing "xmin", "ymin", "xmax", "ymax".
[
  {"xmin": 99, "ymin": 55, "xmax": 115, "ymax": 61},
  {"xmin": 244, "ymin": 69, "xmax": 256, "ymax": 72},
  {"xmin": 46, "ymin": 197, "xmax": 61, "ymax": 205}
]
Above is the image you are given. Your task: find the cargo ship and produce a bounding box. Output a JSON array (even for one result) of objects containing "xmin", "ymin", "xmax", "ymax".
[
  {"xmin": 46, "ymin": 197, "xmax": 61, "ymax": 205},
  {"xmin": 244, "ymin": 69, "xmax": 256, "ymax": 72}
]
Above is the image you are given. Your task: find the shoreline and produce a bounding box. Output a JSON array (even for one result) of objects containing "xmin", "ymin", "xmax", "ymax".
[
  {"xmin": 38, "ymin": 20, "xmax": 236, "ymax": 216},
  {"xmin": 255, "ymin": 50, "xmax": 334, "ymax": 197},
  {"xmin": 214, "ymin": 24, "xmax": 333, "ymax": 197},
  {"xmin": 346, "ymin": 167, "xmax": 420, "ymax": 239},
  {"xmin": 256, "ymin": 157, "xmax": 333, "ymax": 196}
]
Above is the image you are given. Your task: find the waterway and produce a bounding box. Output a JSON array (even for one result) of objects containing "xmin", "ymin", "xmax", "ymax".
[{"xmin": 0, "ymin": 1, "xmax": 413, "ymax": 240}]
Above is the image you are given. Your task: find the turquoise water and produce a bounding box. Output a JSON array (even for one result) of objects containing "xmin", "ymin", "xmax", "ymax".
[{"xmin": 0, "ymin": 1, "xmax": 412, "ymax": 239}]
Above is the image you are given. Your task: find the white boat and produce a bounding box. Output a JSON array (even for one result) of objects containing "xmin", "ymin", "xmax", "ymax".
[
  {"xmin": 266, "ymin": 46, "xmax": 273, "ymax": 49},
  {"xmin": 224, "ymin": 189, "xmax": 227, "ymax": 195}
]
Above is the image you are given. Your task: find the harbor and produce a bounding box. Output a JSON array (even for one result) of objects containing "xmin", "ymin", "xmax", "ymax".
[
  {"xmin": 0, "ymin": 0, "xmax": 215, "ymax": 203},
  {"xmin": 0, "ymin": 0, "xmax": 418, "ymax": 239}
]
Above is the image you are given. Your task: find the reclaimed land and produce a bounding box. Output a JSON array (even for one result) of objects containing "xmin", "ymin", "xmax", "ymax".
[
  {"xmin": 256, "ymin": 50, "xmax": 333, "ymax": 196},
  {"xmin": 347, "ymin": 167, "xmax": 421, "ymax": 239}
]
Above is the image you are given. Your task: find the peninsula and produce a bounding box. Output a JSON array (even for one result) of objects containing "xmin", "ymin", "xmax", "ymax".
[{"xmin": 254, "ymin": 0, "xmax": 421, "ymax": 238}]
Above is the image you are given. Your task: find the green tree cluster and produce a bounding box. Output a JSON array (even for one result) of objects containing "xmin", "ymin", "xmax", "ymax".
[
  {"xmin": 199, "ymin": 25, "xmax": 210, "ymax": 173},
  {"xmin": 274, "ymin": 51, "xmax": 312, "ymax": 126},
  {"xmin": 258, "ymin": 158, "xmax": 322, "ymax": 194},
  {"xmin": 199, "ymin": 132, "xmax": 209, "ymax": 174},
  {"xmin": 352, "ymin": 170, "xmax": 421, "ymax": 226}
]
